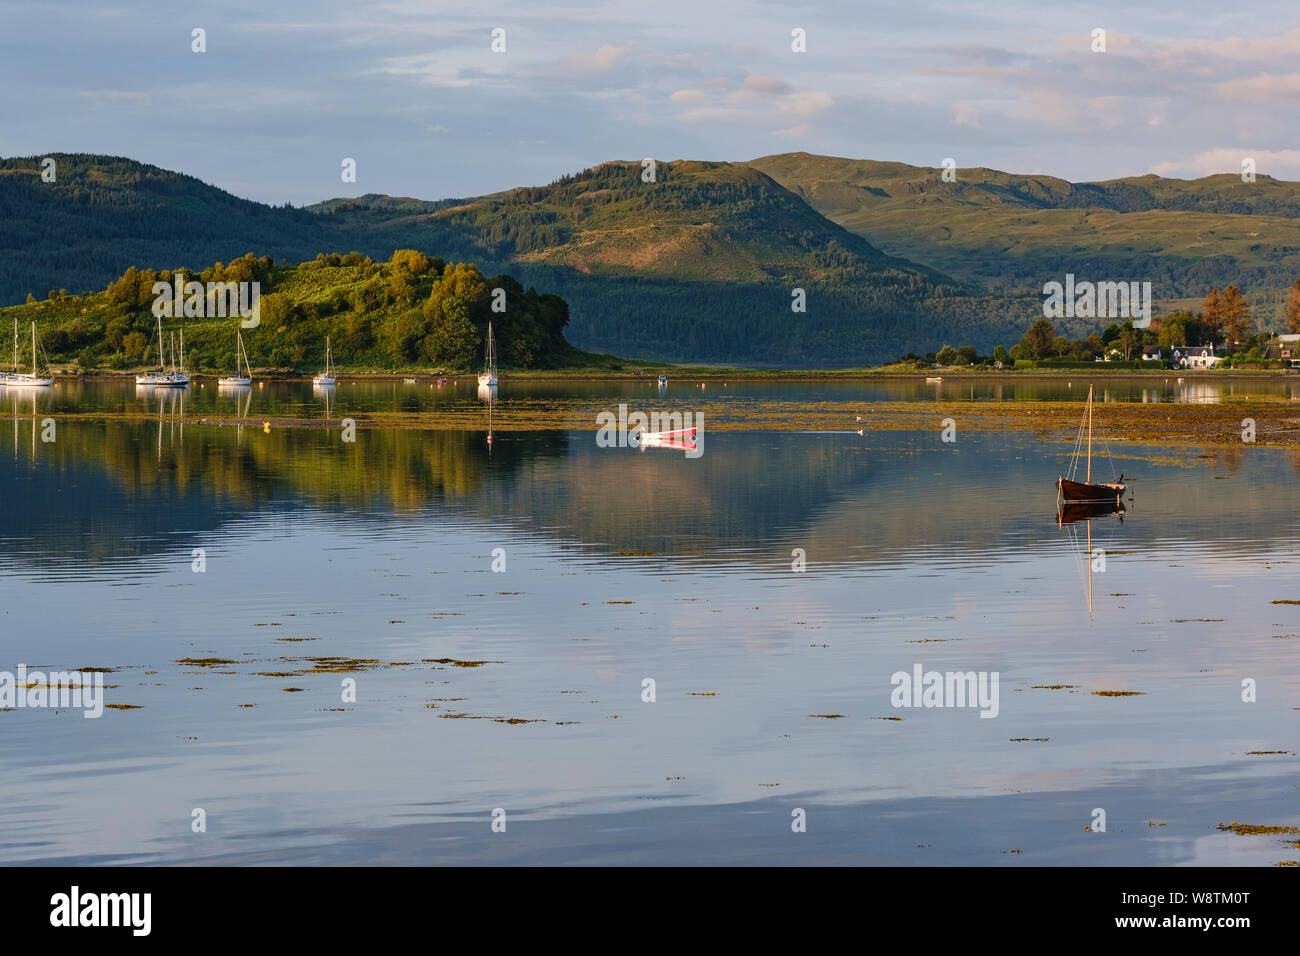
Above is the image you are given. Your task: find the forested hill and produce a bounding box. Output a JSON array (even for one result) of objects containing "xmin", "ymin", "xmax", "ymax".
[
  {"xmin": 0, "ymin": 252, "xmax": 580, "ymax": 374},
  {"xmin": 0, "ymin": 154, "xmax": 336, "ymax": 304},
  {"xmin": 306, "ymin": 160, "xmax": 991, "ymax": 365},
  {"xmin": 3, "ymin": 154, "xmax": 1009, "ymax": 365}
]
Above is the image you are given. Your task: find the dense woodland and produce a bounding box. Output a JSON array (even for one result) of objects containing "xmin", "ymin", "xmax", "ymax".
[{"xmin": 1, "ymin": 251, "xmax": 576, "ymax": 373}]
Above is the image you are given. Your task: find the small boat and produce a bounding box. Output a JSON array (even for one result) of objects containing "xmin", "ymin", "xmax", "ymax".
[
  {"xmin": 477, "ymin": 323, "xmax": 498, "ymax": 387},
  {"xmin": 657, "ymin": 375, "xmax": 668, "ymax": 386},
  {"xmin": 1057, "ymin": 385, "xmax": 1126, "ymax": 504},
  {"xmin": 638, "ymin": 426, "xmax": 697, "ymax": 450},
  {"xmin": 926, "ymin": 376, "xmax": 943, "ymax": 383},
  {"xmin": 7, "ymin": 321, "xmax": 54, "ymax": 387},
  {"xmin": 313, "ymin": 336, "xmax": 336, "ymax": 386},
  {"xmin": 218, "ymin": 329, "xmax": 253, "ymax": 386},
  {"xmin": 403, "ymin": 378, "xmax": 417, "ymax": 385}
]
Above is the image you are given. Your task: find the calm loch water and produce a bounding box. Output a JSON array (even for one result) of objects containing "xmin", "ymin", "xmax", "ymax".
[{"xmin": 1, "ymin": 380, "xmax": 1298, "ymax": 865}]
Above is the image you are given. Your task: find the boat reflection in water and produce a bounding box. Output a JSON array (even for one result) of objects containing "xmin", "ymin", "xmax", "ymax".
[{"xmin": 1057, "ymin": 499, "xmax": 1126, "ymax": 620}]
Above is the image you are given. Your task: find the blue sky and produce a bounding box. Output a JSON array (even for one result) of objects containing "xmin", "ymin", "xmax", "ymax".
[{"xmin": 2, "ymin": 0, "xmax": 1298, "ymax": 205}]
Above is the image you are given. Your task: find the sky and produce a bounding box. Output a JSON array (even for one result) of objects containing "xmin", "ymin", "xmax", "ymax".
[{"xmin": 2, "ymin": 0, "xmax": 1299, "ymax": 206}]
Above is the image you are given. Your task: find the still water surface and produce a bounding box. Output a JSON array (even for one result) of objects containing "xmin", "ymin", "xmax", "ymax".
[{"xmin": 0, "ymin": 395, "xmax": 1297, "ymax": 864}]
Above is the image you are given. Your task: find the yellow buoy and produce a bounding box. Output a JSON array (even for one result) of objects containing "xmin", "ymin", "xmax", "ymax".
[{"xmin": 263, "ymin": 421, "xmax": 271, "ymax": 433}]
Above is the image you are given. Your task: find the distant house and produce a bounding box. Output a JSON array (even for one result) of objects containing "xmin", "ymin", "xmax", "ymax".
[
  {"xmin": 1171, "ymin": 345, "xmax": 1221, "ymax": 369},
  {"xmin": 1140, "ymin": 347, "xmax": 1162, "ymax": 362},
  {"xmin": 1265, "ymin": 333, "xmax": 1300, "ymax": 366}
]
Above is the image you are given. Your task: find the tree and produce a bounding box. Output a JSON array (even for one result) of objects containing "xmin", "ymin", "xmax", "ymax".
[
  {"xmin": 935, "ymin": 345, "xmax": 958, "ymax": 365},
  {"xmin": 1117, "ymin": 325, "xmax": 1140, "ymax": 360},
  {"xmin": 1219, "ymin": 285, "xmax": 1253, "ymax": 346},
  {"xmin": 1286, "ymin": 278, "xmax": 1300, "ymax": 334},
  {"xmin": 1025, "ymin": 319, "xmax": 1055, "ymax": 358},
  {"xmin": 1201, "ymin": 288, "xmax": 1224, "ymax": 344},
  {"xmin": 993, "ymin": 345, "xmax": 1008, "ymax": 365}
]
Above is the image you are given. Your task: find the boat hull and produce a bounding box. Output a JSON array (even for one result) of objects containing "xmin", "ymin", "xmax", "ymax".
[
  {"xmin": 1057, "ymin": 477, "xmax": 1125, "ymax": 503},
  {"xmin": 218, "ymin": 377, "xmax": 252, "ymax": 387},
  {"xmin": 477, "ymin": 374, "xmax": 497, "ymax": 386},
  {"xmin": 1057, "ymin": 501, "xmax": 1125, "ymax": 525}
]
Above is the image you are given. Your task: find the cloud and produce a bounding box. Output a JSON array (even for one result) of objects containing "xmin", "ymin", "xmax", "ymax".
[
  {"xmin": 952, "ymin": 102, "xmax": 980, "ymax": 128},
  {"xmin": 1217, "ymin": 72, "xmax": 1300, "ymax": 103},
  {"xmin": 773, "ymin": 125, "xmax": 810, "ymax": 138},
  {"xmin": 554, "ymin": 44, "xmax": 629, "ymax": 77},
  {"xmin": 670, "ymin": 89, "xmax": 705, "ymax": 104},
  {"xmin": 776, "ymin": 91, "xmax": 833, "ymax": 115},
  {"xmin": 1149, "ymin": 148, "xmax": 1300, "ymax": 179},
  {"xmin": 743, "ymin": 74, "xmax": 790, "ymax": 94}
]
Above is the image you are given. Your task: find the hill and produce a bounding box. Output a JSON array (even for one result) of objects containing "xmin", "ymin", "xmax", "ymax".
[
  {"xmin": 3, "ymin": 154, "xmax": 1020, "ymax": 365},
  {"xmin": 0, "ymin": 154, "xmax": 337, "ymax": 305},
  {"xmin": 0, "ymin": 251, "xmax": 584, "ymax": 375},
  {"xmin": 746, "ymin": 152, "xmax": 1300, "ymax": 318},
  {"xmin": 307, "ymin": 159, "xmax": 1006, "ymax": 364}
]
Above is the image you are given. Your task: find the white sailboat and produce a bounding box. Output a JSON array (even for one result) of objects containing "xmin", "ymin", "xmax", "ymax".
[
  {"xmin": 7, "ymin": 322, "xmax": 54, "ymax": 387},
  {"xmin": 218, "ymin": 329, "xmax": 253, "ymax": 386},
  {"xmin": 477, "ymin": 322, "xmax": 498, "ymax": 387},
  {"xmin": 313, "ymin": 336, "xmax": 336, "ymax": 386},
  {"xmin": 155, "ymin": 329, "xmax": 190, "ymax": 387}
]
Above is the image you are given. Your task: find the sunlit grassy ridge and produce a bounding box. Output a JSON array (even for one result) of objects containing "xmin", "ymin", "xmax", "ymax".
[{"xmin": 747, "ymin": 152, "xmax": 1300, "ymax": 313}]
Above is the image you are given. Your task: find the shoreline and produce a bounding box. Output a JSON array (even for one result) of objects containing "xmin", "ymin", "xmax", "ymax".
[
  {"xmin": 20, "ymin": 398, "xmax": 1300, "ymax": 448},
  {"xmin": 32, "ymin": 367, "xmax": 1300, "ymax": 383}
]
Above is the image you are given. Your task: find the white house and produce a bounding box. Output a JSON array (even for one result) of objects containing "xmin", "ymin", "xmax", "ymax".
[
  {"xmin": 1171, "ymin": 344, "xmax": 1221, "ymax": 369},
  {"xmin": 1141, "ymin": 347, "xmax": 1162, "ymax": 362}
]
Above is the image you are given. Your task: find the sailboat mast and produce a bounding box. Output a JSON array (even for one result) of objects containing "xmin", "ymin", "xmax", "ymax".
[
  {"xmin": 1086, "ymin": 385, "xmax": 1093, "ymax": 484},
  {"xmin": 31, "ymin": 322, "xmax": 36, "ymax": 374},
  {"xmin": 1086, "ymin": 519, "xmax": 1094, "ymax": 618}
]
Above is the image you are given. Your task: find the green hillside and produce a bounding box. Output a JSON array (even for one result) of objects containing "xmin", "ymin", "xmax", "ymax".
[
  {"xmin": 4, "ymin": 154, "xmax": 1025, "ymax": 365},
  {"xmin": 0, "ymin": 251, "xmax": 585, "ymax": 375},
  {"xmin": 0, "ymin": 154, "xmax": 337, "ymax": 306},
  {"xmin": 746, "ymin": 152, "xmax": 1300, "ymax": 320},
  {"xmin": 309, "ymin": 159, "xmax": 1016, "ymax": 364}
]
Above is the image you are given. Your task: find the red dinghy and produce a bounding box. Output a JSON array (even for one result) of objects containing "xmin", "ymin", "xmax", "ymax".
[
  {"xmin": 639, "ymin": 426, "xmax": 697, "ymax": 451},
  {"xmin": 1057, "ymin": 385, "xmax": 1126, "ymax": 505}
]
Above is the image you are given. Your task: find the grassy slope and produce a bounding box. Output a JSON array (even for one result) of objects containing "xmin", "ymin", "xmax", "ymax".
[{"xmin": 746, "ymin": 153, "xmax": 1300, "ymax": 319}]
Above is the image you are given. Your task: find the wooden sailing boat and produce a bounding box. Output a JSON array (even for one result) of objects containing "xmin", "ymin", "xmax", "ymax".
[
  {"xmin": 477, "ymin": 323, "xmax": 498, "ymax": 387},
  {"xmin": 218, "ymin": 329, "xmax": 253, "ymax": 386},
  {"xmin": 1057, "ymin": 385, "xmax": 1125, "ymax": 504}
]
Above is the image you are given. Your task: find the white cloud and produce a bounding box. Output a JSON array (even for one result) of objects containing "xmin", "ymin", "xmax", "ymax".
[
  {"xmin": 1149, "ymin": 148, "xmax": 1300, "ymax": 179},
  {"xmin": 743, "ymin": 74, "xmax": 790, "ymax": 94},
  {"xmin": 1217, "ymin": 72, "xmax": 1300, "ymax": 103},
  {"xmin": 554, "ymin": 44, "xmax": 629, "ymax": 77},
  {"xmin": 670, "ymin": 89, "xmax": 705, "ymax": 104},
  {"xmin": 776, "ymin": 91, "xmax": 832, "ymax": 115}
]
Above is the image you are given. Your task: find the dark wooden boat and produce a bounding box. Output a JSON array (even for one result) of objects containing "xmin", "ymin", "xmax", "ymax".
[
  {"xmin": 1056, "ymin": 385, "xmax": 1126, "ymax": 505},
  {"xmin": 1056, "ymin": 501, "xmax": 1125, "ymax": 526}
]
